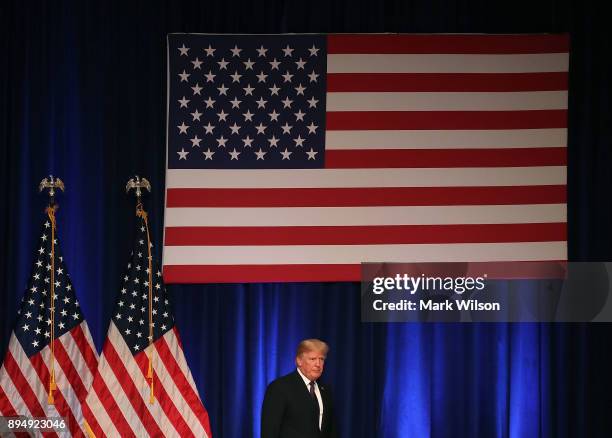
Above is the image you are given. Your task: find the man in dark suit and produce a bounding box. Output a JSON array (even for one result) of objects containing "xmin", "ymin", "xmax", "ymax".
[{"xmin": 261, "ymin": 339, "xmax": 337, "ymax": 438}]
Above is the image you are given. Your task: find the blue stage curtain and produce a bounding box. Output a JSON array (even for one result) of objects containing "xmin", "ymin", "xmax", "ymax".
[{"xmin": 1, "ymin": 1, "xmax": 611, "ymax": 437}]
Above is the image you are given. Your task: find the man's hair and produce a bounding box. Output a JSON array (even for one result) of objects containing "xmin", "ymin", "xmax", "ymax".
[{"xmin": 296, "ymin": 338, "xmax": 329, "ymax": 358}]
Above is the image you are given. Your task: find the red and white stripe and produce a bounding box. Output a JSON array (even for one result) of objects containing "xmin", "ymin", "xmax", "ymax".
[
  {"xmin": 163, "ymin": 33, "xmax": 569, "ymax": 283},
  {"xmin": 83, "ymin": 323, "xmax": 212, "ymax": 438},
  {"xmin": 0, "ymin": 322, "xmax": 99, "ymax": 436}
]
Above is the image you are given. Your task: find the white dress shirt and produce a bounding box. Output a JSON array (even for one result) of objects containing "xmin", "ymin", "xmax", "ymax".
[{"xmin": 297, "ymin": 367, "xmax": 323, "ymax": 430}]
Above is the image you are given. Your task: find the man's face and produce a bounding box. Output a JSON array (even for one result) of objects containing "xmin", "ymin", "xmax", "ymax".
[{"xmin": 296, "ymin": 349, "xmax": 326, "ymax": 381}]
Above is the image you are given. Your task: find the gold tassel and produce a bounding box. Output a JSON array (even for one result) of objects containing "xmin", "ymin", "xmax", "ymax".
[
  {"xmin": 147, "ymin": 355, "xmax": 153, "ymax": 378},
  {"xmin": 48, "ymin": 369, "xmax": 56, "ymax": 404},
  {"xmin": 138, "ymin": 201, "xmax": 155, "ymax": 405},
  {"xmin": 47, "ymin": 205, "xmax": 58, "ymax": 405},
  {"xmin": 149, "ymin": 375, "xmax": 155, "ymax": 404},
  {"xmin": 83, "ymin": 420, "xmax": 97, "ymax": 438},
  {"xmin": 148, "ymin": 353, "xmax": 155, "ymax": 403}
]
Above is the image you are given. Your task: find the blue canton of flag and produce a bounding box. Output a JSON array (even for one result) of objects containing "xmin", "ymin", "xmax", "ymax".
[
  {"xmin": 14, "ymin": 219, "xmax": 84, "ymax": 356},
  {"xmin": 167, "ymin": 34, "xmax": 327, "ymax": 169},
  {"xmin": 112, "ymin": 218, "xmax": 174, "ymax": 354}
]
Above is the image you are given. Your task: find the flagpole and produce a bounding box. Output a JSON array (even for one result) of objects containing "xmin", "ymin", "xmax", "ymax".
[
  {"xmin": 126, "ymin": 175, "xmax": 155, "ymax": 404},
  {"xmin": 38, "ymin": 175, "xmax": 65, "ymax": 405}
]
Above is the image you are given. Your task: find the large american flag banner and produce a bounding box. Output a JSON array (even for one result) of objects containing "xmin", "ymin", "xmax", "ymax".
[
  {"xmin": 0, "ymin": 208, "xmax": 99, "ymax": 435},
  {"xmin": 83, "ymin": 209, "xmax": 212, "ymax": 437},
  {"xmin": 163, "ymin": 33, "xmax": 568, "ymax": 283}
]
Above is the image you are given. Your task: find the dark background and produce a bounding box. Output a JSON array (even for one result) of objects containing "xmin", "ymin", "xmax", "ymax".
[{"xmin": 1, "ymin": 1, "xmax": 611, "ymax": 437}]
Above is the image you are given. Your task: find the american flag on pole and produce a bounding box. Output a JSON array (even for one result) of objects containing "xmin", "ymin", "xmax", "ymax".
[
  {"xmin": 163, "ymin": 33, "xmax": 568, "ymax": 283},
  {"xmin": 0, "ymin": 207, "xmax": 99, "ymax": 435},
  {"xmin": 83, "ymin": 207, "xmax": 212, "ymax": 437}
]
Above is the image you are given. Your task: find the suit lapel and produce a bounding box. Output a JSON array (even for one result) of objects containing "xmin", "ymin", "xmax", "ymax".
[
  {"xmin": 319, "ymin": 383, "xmax": 330, "ymax": 432},
  {"xmin": 291, "ymin": 371, "xmax": 320, "ymax": 430},
  {"xmin": 291, "ymin": 371, "xmax": 313, "ymax": 404}
]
